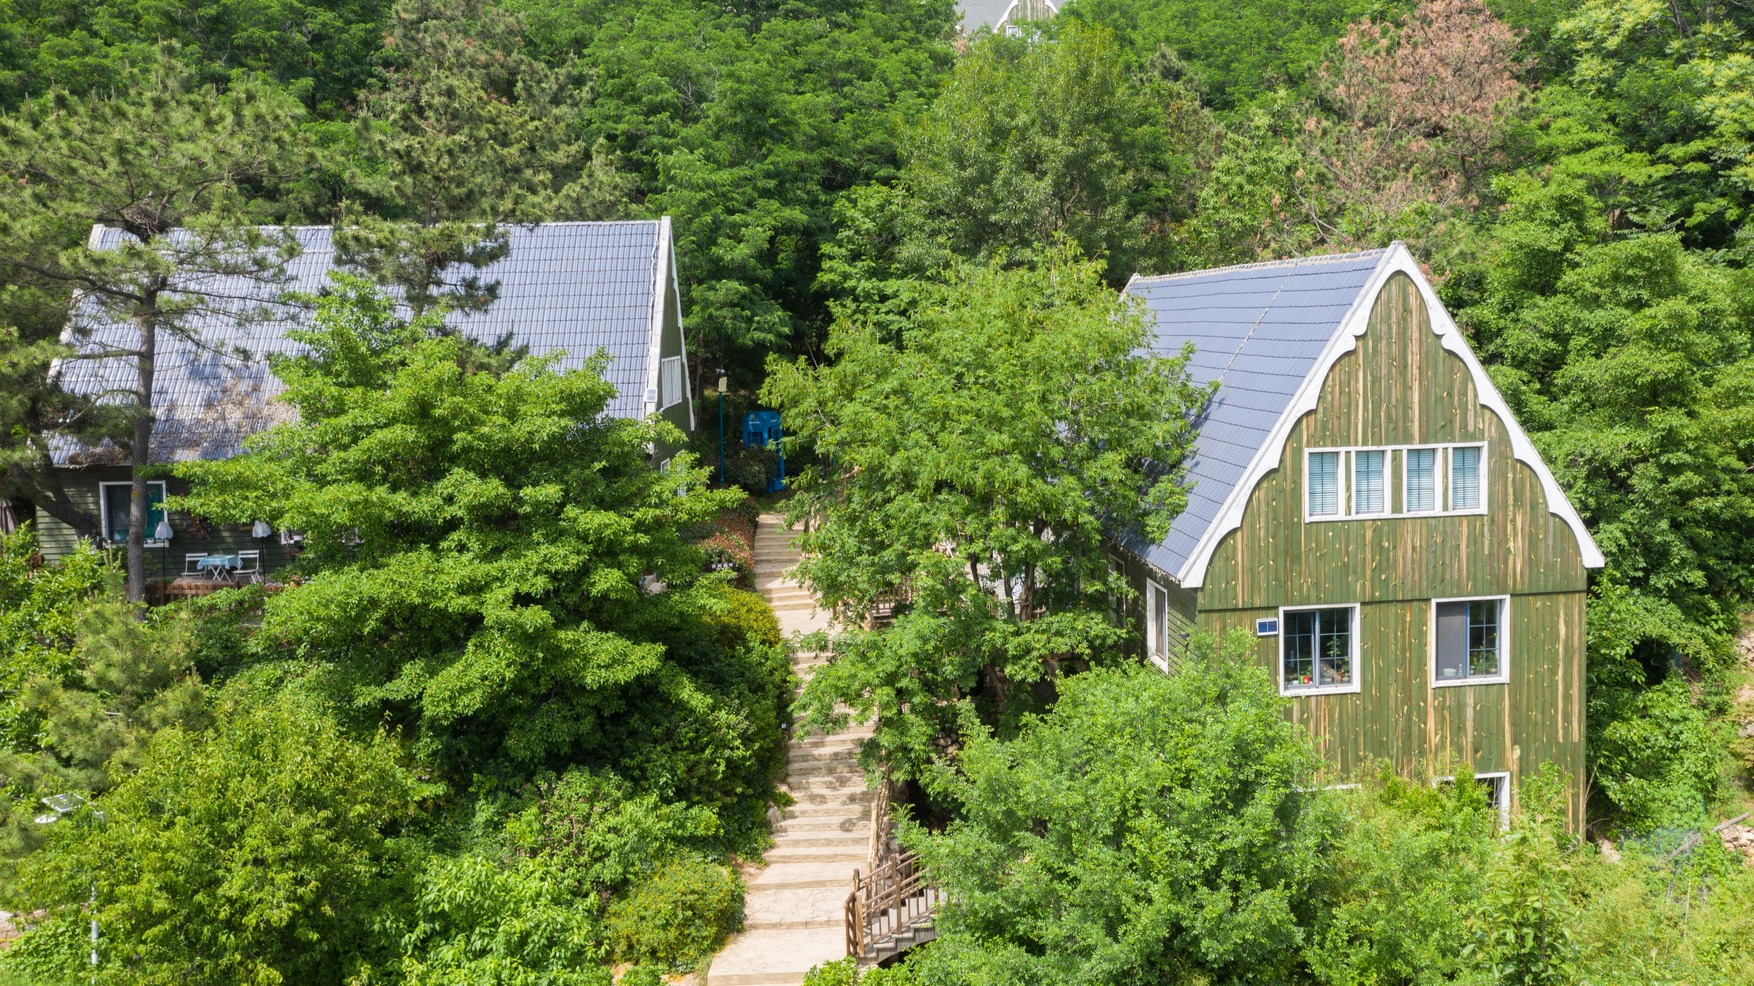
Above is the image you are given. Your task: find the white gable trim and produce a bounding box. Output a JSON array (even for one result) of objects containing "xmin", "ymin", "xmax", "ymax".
[
  {"xmin": 665, "ymin": 218, "xmax": 697, "ymax": 433},
  {"xmin": 1174, "ymin": 243, "xmax": 1603, "ymax": 588},
  {"xmin": 642, "ymin": 220, "xmax": 669, "ymax": 422}
]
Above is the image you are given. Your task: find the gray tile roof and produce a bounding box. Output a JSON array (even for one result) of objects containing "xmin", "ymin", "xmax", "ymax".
[
  {"xmin": 1125, "ymin": 249, "xmax": 1390, "ymax": 580},
  {"xmin": 958, "ymin": 0, "xmax": 1056, "ymax": 34},
  {"xmin": 54, "ymin": 221, "xmax": 667, "ymax": 465}
]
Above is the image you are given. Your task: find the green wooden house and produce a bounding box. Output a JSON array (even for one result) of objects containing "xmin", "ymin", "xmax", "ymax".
[
  {"xmin": 1114, "ymin": 244, "xmax": 1603, "ymax": 826},
  {"xmin": 35, "ymin": 220, "xmax": 698, "ymax": 576}
]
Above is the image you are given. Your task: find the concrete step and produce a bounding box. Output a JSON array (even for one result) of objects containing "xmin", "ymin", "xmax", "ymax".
[
  {"xmin": 775, "ymin": 817, "xmax": 864, "ymax": 836},
  {"xmin": 764, "ymin": 846, "xmax": 868, "ymax": 864},
  {"xmin": 785, "ymin": 764, "xmax": 867, "ymax": 783},
  {"xmin": 779, "ymin": 803, "xmax": 871, "ymax": 819},
  {"xmin": 744, "ymin": 861, "xmax": 864, "ymax": 890},
  {"xmin": 769, "ymin": 835, "xmax": 869, "ymax": 851}
]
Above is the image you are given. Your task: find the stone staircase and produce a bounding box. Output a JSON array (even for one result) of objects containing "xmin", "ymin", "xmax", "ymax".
[{"xmin": 708, "ymin": 514, "xmax": 871, "ymax": 986}]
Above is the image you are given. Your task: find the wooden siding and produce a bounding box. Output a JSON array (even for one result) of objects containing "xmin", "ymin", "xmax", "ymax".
[
  {"xmin": 1196, "ymin": 273, "xmax": 1589, "ymax": 823},
  {"xmin": 35, "ymin": 467, "xmax": 296, "ymax": 573}
]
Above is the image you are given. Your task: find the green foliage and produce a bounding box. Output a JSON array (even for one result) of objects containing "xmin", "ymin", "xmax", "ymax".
[
  {"xmin": 176, "ymin": 279, "xmax": 742, "ymax": 778},
  {"xmin": 9, "ymin": 693, "xmax": 416, "ymax": 985},
  {"xmin": 1303, "ymin": 767, "xmax": 1497, "ymax": 985},
  {"xmin": 1067, "ymin": 0, "xmax": 1381, "ymax": 108},
  {"xmin": 899, "ymin": 21, "xmax": 1209, "ymax": 279},
  {"xmin": 767, "ymin": 245, "xmax": 1208, "ymax": 775},
  {"xmin": 0, "ymin": 526, "xmax": 106, "ymax": 750},
  {"xmin": 509, "ymin": 0, "xmax": 959, "ymax": 363},
  {"xmin": 605, "ymin": 856, "xmax": 742, "ymax": 970},
  {"xmin": 703, "ymin": 586, "xmax": 783, "ymax": 650},
  {"xmin": 904, "ymin": 639, "xmax": 1328, "ymax": 985},
  {"xmin": 399, "ymin": 853, "xmax": 610, "ymax": 986},
  {"xmin": 0, "ymin": 0, "xmax": 393, "ymax": 115}
]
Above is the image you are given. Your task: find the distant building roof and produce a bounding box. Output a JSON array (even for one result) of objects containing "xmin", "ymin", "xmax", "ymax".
[
  {"xmin": 54, "ymin": 220, "xmax": 677, "ymax": 465},
  {"xmin": 958, "ymin": 0, "xmax": 1058, "ymax": 35},
  {"xmin": 1125, "ymin": 249, "xmax": 1388, "ymax": 580},
  {"xmin": 1124, "ymin": 244, "xmax": 1604, "ymax": 584}
]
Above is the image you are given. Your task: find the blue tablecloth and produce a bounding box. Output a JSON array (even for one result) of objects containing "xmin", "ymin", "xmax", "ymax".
[{"xmin": 195, "ymin": 554, "xmax": 241, "ymax": 572}]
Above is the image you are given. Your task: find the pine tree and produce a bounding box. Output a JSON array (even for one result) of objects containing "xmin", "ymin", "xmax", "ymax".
[{"xmin": 0, "ymin": 47, "xmax": 317, "ymax": 603}]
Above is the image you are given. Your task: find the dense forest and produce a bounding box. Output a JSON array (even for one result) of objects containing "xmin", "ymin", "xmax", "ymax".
[{"xmin": 0, "ymin": 0, "xmax": 1751, "ymax": 982}]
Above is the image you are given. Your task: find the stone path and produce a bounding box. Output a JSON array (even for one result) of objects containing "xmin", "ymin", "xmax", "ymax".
[{"xmin": 707, "ymin": 514, "xmax": 871, "ymax": 986}]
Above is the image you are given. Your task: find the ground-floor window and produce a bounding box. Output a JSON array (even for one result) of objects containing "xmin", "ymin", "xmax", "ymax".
[
  {"xmin": 1433, "ymin": 596, "xmax": 1508, "ymax": 685},
  {"xmin": 1280, "ymin": 604, "xmax": 1358, "ymax": 694},
  {"xmin": 1436, "ymin": 772, "xmax": 1510, "ymax": 829},
  {"xmin": 99, "ymin": 480, "xmax": 168, "ymax": 546},
  {"xmin": 1146, "ymin": 578, "xmax": 1172, "ymax": 673}
]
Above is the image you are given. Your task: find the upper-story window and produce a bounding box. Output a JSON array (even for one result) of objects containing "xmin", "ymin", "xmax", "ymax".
[
  {"xmin": 1305, "ymin": 443, "xmax": 1487, "ymax": 521},
  {"xmin": 659, "ymin": 356, "xmax": 685, "ymax": 410}
]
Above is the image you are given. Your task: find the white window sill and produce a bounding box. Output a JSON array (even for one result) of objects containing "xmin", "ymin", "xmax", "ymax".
[
  {"xmin": 1304, "ymin": 508, "xmax": 1488, "ymax": 524},
  {"xmin": 1280, "ymin": 681, "xmax": 1361, "ymax": 697},
  {"xmin": 1433, "ymin": 675, "xmax": 1508, "ymax": 689}
]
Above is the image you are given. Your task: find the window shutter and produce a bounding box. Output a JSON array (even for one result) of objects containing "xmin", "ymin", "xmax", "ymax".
[{"xmin": 1434, "ymin": 601, "xmax": 1468, "ymax": 680}]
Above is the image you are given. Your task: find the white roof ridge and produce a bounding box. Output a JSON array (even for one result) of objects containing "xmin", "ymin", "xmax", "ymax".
[{"xmin": 1129, "ymin": 246, "xmax": 1392, "ymax": 286}]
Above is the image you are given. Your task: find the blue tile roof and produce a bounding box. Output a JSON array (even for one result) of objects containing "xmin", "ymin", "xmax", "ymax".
[
  {"xmin": 1125, "ymin": 249, "xmax": 1389, "ymax": 580},
  {"xmin": 54, "ymin": 221, "xmax": 668, "ymax": 465}
]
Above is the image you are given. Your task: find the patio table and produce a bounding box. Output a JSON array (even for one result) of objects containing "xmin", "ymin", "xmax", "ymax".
[{"xmin": 195, "ymin": 554, "xmax": 242, "ymax": 579}]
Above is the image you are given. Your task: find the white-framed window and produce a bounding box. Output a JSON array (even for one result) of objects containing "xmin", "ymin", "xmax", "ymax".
[
  {"xmin": 1352, "ymin": 449, "xmax": 1387, "ymax": 516},
  {"xmin": 1431, "ymin": 595, "xmax": 1509, "ymax": 686},
  {"xmin": 1279, "ymin": 603, "xmax": 1360, "ymax": 695},
  {"xmin": 659, "ymin": 356, "xmax": 684, "ymax": 410},
  {"xmin": 1305, "ymin": 443, "xmax": 1487, "ymax": 522},
  {"xmin": 1145, "ymin": 578, "xmax": 1172, "ymax": 673},
  {"xmin": 1435, "ymin": 772, "xmax": 1511, "ymax": 830},
  {"xmin": 98, "ymin": 481, "xmax": 169, "ymax": 547},
  {"xmin": 1306, "ymin": 450, "xmax": 1342, "ymax": 518},
  {"xmin": 1449, "ymin": 445, "xmax": 1482, "ymax": 511},
  {"xmin": 1403, "ymin": 447, "xmax": 1439, "ymax": 513}
]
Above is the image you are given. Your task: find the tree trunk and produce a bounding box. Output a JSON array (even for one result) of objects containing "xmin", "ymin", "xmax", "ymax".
[{"xmin": 125, "ymin": 293, "xmax": 159, "ymax": 605}]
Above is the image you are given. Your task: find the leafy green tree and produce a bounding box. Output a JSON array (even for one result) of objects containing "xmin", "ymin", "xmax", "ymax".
[
  {"xmin": 0, "ymin": 50, "xmax": 315, "ymax": 602},
  {"xmin": 0, "ymin": 0, "xmax": 393, "ymax": 115},
  {"xmin": 765, "ymin": 245, "xmax": 1207, "ymax": 775},
  {"xmin": 6, "ymin": 694, "xmax": 416, "ymax": 986},
  {"xmin": 1302, "ymin": 768, "xmax": 1497, "ymax": 985},
  {"xmin": 340, "ymin": 0, "xmax": 633, "ymax": 315},
  {"xmin": 899, "ymin": 21, "xmax": 1208, "ymax": 281},
  {"xmin": 0, "ymin": 594, "xmax": 209, "ymax": 885},
  {"xmin": 901, "ymin": 645, "xmax": 1328, "ymax": 985},
  {"xmin": 510, "ymin": 0, "xmax": 958, "ymax": 365},
  {"xmin": 1066, "ymin": 0, "xmax": 1379, "ymax": 108},
  {"xmin": 0, "ymin": 526, "xmax": 107, "ymax": 751},
  {"xmin": 399, "ymin": 853, "xmax": 609, "ymax": 986},
  {"xmin": 174, "ymin": 280, "xmax": 752, "ymax": 785}
]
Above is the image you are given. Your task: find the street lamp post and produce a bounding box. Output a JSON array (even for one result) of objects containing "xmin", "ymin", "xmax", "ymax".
[
  {"xmin": 35, "ymin": 794, "xmax": 100, "ymax": 984},
  {"xmin": 717, "ymin": 369, "xmax": 728, "ymax": 488},
  {"xmin": 153, "ymin": 517, "xmax": 173, "ymax": 604}
]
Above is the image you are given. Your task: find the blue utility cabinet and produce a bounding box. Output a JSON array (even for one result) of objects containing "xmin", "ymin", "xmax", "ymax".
[{"xmin": 741, "ymin": 410, "xmax": 786, "ymax": 493}]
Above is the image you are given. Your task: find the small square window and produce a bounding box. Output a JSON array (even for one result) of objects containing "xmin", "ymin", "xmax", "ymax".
[
  {"xmin": 1281, "ymin": 605, "xmax": 1356, "ymax": 692},
  {"xmin": 99, "ymin": 481, "xmax": 169, "ymax": 546},
  {"xmin": 1433, "ymin": 597, "xmax": 1506, "ymax": 684}
]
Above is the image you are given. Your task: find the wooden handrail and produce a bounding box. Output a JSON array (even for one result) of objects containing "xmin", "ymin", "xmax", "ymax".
[{"xmin": 844, "ymin": 848, "xmax": 936, "ymax": 960}]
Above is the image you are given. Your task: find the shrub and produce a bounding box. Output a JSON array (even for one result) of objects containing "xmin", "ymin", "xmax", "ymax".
[
  {"xmin": 705, "ymin": 586, "xmax": 783, "ymax": 650},
  {"xmin": 605, "ymin": 857, "xmax": 743, "ymax": 970}
]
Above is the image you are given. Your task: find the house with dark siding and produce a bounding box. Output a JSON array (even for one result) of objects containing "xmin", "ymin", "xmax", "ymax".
[
  {"xmin": 1112, "ymin": 244, "xmax": 1603, "ymax": 826},
  {"xmin": 35, "ymin": 220, "xmax": 697, "ymax": 574}
]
